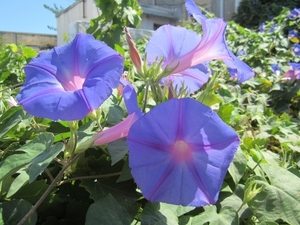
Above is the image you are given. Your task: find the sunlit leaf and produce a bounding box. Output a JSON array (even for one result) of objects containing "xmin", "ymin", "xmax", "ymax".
[
  {"xmin": 228, "ymin": 148, "xmax": 248, "ymax": 185},
  {"xmin": 0, "ymin": 133, "xmax": 63, "ymax": 183},
  {"xmin": 248, "ymin": 164, "xmax": 300, "ymax": 224},
  {"xmin": 188, "ymin": 205, "xmax": 239, "ymax": 225}
]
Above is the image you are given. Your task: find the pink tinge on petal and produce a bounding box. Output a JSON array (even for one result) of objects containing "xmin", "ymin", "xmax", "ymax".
[
  {"xmin": 172, "ymin": 140, "xmax": 193, "ymax": 162},
  {"xmin": 283, "ymin": 70, "xmax": 300, "ymax": 80},
  {"xmin": 7, "ymin": 96, "xmax": 18, "ymax": 108},
  {"xmin": 93, "ymin": 112, "xmax": 138, "ymax": 145},
  {"xmin": 172, "ymin": 18, "xmax": 231, "ymax": 74}
]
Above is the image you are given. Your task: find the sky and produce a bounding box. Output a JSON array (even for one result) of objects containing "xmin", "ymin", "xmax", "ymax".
[{"xmin": 0, "ymin": 0, "xmax": 76, "ymax": 34}]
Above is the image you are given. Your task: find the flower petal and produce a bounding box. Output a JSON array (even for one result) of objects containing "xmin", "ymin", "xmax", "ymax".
[
  {"xmin": 185, "ymin": 0, "xmax": 207, "ymax": 20},
  {"xmin": 161, "ymin": 63, "xmax": 210, "ymax": 94},
  {"xmin": 123, "ymin": 83, "xmax": 143, "ymax": 117},
  {"xmin": 17, "ymin": 34, "xmax": 124, "ymax": 120},
  {"xmin": 127, "ymin": 98, "xmax": 240, "ymax": 206},
  {"xmin": 184, "ymin": 1, "xmax": 255, "ymax": 82},
  {"xmin": 146, "ymin": 25, "xmax": 201, "ymax": 68},
  {"xmin": 93, "ymin": 112, "xmax": 139, "ymax": 145}
]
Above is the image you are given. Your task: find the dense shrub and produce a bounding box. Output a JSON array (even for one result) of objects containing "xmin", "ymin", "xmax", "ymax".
[{"xmin": 234, "ymin": 0, "xmax": 300, "ymax": 29}]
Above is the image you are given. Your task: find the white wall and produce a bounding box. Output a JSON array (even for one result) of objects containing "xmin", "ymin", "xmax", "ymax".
[
  {"xmin": 56, "ymin": 0, "xmax": 99, "ymax": 45},
  {"xmin": 56, "ymin": 0, "xmax": 239, "ymax": 46}
]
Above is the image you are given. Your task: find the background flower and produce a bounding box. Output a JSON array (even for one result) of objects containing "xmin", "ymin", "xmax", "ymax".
[
  {"xmin": 259, "ymin": 22, "xmax": 266, "ymax": 32},
  {"xmin": 288, "ymin": 8, "xmax": 300, "ymax": 20},
  {"xmin": 271, "ymin": 64, "xmax": 282, "ymax": 76},
  {"xmin": 127, "ymin": 98, "xmax": 240, "ymax": 206},
  {"xmin": 145, "ymin": 0, "xmax": 254, "ymax": 89},
  {"xmin": 17, "ymin": 34, "xmax": 124, "ymax": 121},
  {"xmin": 288, "ymin": 30, "xmax": 299, "ymax": 43},
  {"xmin": 283, "ymin": 62, "xmax": 300, "ymax": 80},
  {"xmin": 292, "ymin": 44, "xmax": 300, "ymax": 56}
]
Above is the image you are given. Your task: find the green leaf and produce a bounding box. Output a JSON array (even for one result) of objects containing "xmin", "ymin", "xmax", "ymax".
[
  {"xmin": 248, "ymin": 164, "xmax": 300, "ymax": 224},
  {"xmin": 107, "ymin": 138, "xmax": 128, "ymax": 165},
  {"xmin": 117, "ymin": 158, "xmax": 133, "ymax": 183},
  {"xmin": 140, "ymin": 202, "xmax": 178, "ymax": 225},
  {"xmin": 6, "ymin": 170, "xmax": 29, "ymax": 197},
  {"xmin": 158, "ymin": 203, "xmax": 195, "ymax": 217},
  {"xmin": 80, "ymin": 179, "xmax": 103, "ymax": 202},
  {"xmin": 12, "ymin": 180, "xmax": 49, "ymax": 204},
  {"xmin": 124, "ymin": 7, "xmax": 140, "ymax": 26},
  {"xmin": 218, "ymin": 104, "xmax": 234, "ymax": 124},
  {"xmin": 228, "ymin": 148, "xmax": 248, "ymax": 185},
  {"xmin": 0, "ymin": 199, "xmax": 37, "ymax": 225},
  {"xmin": 200, "ymin": 92, "xmax": 222, "ymax": 107},
  {"xmin": 191, "ymin": 205, "xmax": 239, "ymax": 225},
  {"xmin": 114, "ymin": 0, "xmax": 122, "ymax": 4},
  {"xmin": 257, "ymin": 222, "xmax": 279, "ymax": 225},
  {"xmin": 0, "ymin": 133, "xmax": 63, "ymax": 183},
  {"xmin": 7, "ymin": 43, "xmax": 18, "ymax": 52},
  {"xmin": 26, "ymin": 141, "xmax": 64, "ymax": 183},
  {"xmin": 22, "ymin": 46, "xmax": 37, "ymax": 58},
  {"xmin": 0, "ymin": 106, "xmax": 26, "ymax": 139},
  {"xmin": 85, "ymin": 194, "xmax": 131, "ymax": 225},
  {"xmin": 220, "ymin": 184, "xmax": 251, "ymax": 218}
]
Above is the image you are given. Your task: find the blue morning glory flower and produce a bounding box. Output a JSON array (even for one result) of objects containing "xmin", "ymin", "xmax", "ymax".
[
  {"xmin": 271, "ymin": 64, "xmax": 282, "ymax": 76},
  {"xmin": 292, "ymin": 44, "xmax": 300, "ymax": 56},
  {"xmin": 259, "ymin": 23, "xmax": 266, "ymax": 32},
  {"xmin": 288, "ymin": 30, "xmax": 300, "ymax": 43},
  {"xmin": 288, "ymin": 8, "xmax": 300, "ymax": 20},
  {"xmin": 17, "ymin": 34, "xmax": 124, "ymax": 121},
  {"xmin": 283, "ymin": 63, "xmax": 300, "ymax": 80},
  {"xmin": 127, "ymin": 97, "xmax": 240, "ymax": 206}
]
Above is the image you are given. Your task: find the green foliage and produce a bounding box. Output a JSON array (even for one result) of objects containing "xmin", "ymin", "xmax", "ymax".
[
  {"xmin": 234, "ymin": 0, "xmax": 300, "ymax": 29},
  {"xmin": 181, "ymin": 205, "xmax": 239, "ymax": 225},
  {"xmin": 87, "ymin": 0, "xmax": 142, "ymax": 49},
  {"xmin": 248, "ymin": 164, "xmax": 300, "ymax": 225},
  {"xmin": 0, "ymin": 44, "xmax": 37, "ymax": 86},
  {"xmin": 1, "ymin": 4, "xmax": 300, "ymax": 225},
  {"xmin": 0, "ymin": 199, "xmax": 37, "ymax": 225}
]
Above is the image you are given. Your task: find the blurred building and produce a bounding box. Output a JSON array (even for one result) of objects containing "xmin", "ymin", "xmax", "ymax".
[
  {"xmin": 0, "ymin": 31, "xmax": 56, "ymax": 50},
  {"xmin": 56, "ymin": 0, "xmax": 241, "ymax": 45}
]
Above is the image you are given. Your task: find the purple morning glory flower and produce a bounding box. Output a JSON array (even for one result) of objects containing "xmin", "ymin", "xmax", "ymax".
[
  {"xmin": 78, "ymin": 83, "xmax": 143, "ymax": 150},
  {"xmin": 237, "ymin": 50, "xmax": 246, "ymax": 56},
  {"xmin": 283, "ymin": 62, "xmax": 300, "ymax": 80},
  {"xmin": 185, "ymin": 0, "xmax": 254, "ymax": 83},
  {"xmin": 269, "ymin": 23, "xmax": 277, "ymax": 33},
  {"xmin": 160, "ymin": 63, "xmax": 210, "ymax": 94},
  {"xmin": 288, "ymin": 8, "xmax": 300, "ymax": 20},
  {"xmin": 145, "ymin": 0, "xmax": 254, "ymax": 89},
  {"xmin": 259, "ymin": 22, "xmax": 266, "ymax": 32},
  {"xmin": 292, "ymin": 44, "xmax": 300, "ymax": 56},
  {"xmin": 146, "ymin": 25, "xmax": 211, "ymax": 94},
  {"xmin": 288, "ymin": 30, "xmax": 300, "ymax": 43},
  {"xmin": 127, "ymin": 97, "xmax": 240, "ymax": 206},
  {"xmin": 271, "ymin": 64, "xmax": 281, "ymax": 76},
  {"xmin": 17, "ymin": 34, "xmax": 124, "ymax": 121},
  {"xmin": 228, "ymin": 68, "xmax": 238, "ymax": 79}
]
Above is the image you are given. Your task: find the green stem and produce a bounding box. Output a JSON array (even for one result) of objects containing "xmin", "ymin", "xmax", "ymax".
[
  {"xmin": 0, "ymin": 82, "xmax": 24, "ymax": 92},
  {"xmin": 17, "ymin": 153, "xmax": 83, "ymax": 225},
  {"xmin": 59, "ymin": 172, "xmax": 121, "ymax": 185},
  {"xmin": 64, "ymin": 121, "xmax": 78, "ymax": 161},
  {"xmin": 142, "ymin": 83, "xmax": 150, "ymax": 113},
  {"xmin": 236, "ymin": 202, "xmax": 245, "ymax": 214},
  {"xmin": 44, "ymin": 168, "xmax": 54, "ymax": 182}
]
